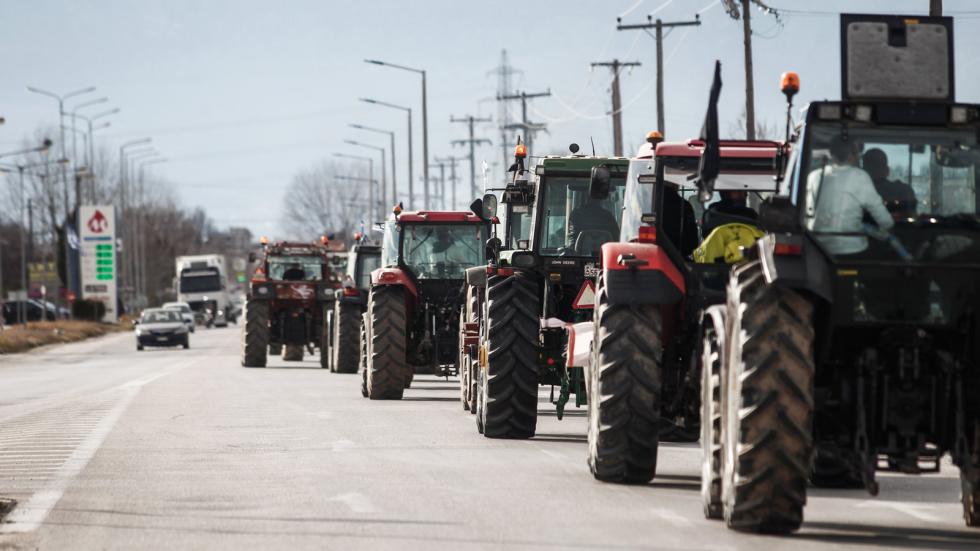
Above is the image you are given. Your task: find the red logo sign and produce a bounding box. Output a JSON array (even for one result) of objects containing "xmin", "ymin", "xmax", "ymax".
[{"xmin": 87, "ymin": 210, "xmax": 109, "ymax": 233}]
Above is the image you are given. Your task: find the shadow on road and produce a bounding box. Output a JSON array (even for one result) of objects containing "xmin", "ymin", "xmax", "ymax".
[
  {"xmin": 400, "ymin": 397, "xmax": 459, "ymax": 402},
  {"xmin": 796, "ymin": 521, "xmax": 978, "ymax": 550},
  {"xmin": 537, "ymin": 409, "xmax": 587, "ymax": 418},
  {"xmin": 405, "ymin": 385, "xmax": 456, "ymax": 391},
  {"xmin": 532, "ymin": 433, "xmax": 587, "ymax": 444}
]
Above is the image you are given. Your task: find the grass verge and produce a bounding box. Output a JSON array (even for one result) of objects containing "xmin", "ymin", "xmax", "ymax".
[{"xmin": 0, "ymin": 320, "xmax": 127, "ymax": 355}]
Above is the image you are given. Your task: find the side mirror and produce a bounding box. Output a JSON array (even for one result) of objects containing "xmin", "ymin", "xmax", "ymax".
[
  {"xmin": 247, "ymin": 252, "xmax": 256, "ymax": 263},
  {"xmin": 589, "ymin": 165, "xmax": 611, "ymax": 199},
  {"xmin": 758, "ymin": 197, "xmax": 801, "ymax": 232},
  {"xmin": 482, "ymin": 193, "xmax": 498, "ymax": 219},
  {"xmin": 485, "ymin": 237, "xmax": 502, "ymax": 263},
  {"xmin": 469, "ymin": 198, "xmax": 484, "ymax": 219}
]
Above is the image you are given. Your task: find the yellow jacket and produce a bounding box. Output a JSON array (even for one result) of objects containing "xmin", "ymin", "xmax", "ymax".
[{"xmin": 692, "ymin": 223, "xmax": 764, "ymax": 264}]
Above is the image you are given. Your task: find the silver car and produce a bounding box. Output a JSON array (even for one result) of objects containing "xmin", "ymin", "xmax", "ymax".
[
  {"xmin": 162, "ymin": 301, "xmax": 196, "ymax": 333},
  {"xmin": 135, "ymin": 308, "xmax": 190, "ymax": 350}
]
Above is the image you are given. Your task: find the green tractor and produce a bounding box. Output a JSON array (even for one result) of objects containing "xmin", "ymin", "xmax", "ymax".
[{"xmin": 474, "ymin": 142, "xmax": 629, "ymax": 438}]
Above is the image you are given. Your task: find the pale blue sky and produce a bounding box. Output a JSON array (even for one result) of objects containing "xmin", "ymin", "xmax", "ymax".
[{"xmin": 3, "ymin": 0, "xmax": 979, "ymax": 238}]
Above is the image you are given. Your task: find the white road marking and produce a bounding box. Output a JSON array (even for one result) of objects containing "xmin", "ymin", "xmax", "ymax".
[
  {"xmin": 651, "ymin": 506, "xmax": 693, "ymax": 527},
  {"xmin": 855, "ymin": 500, "xmax": 943, "ymax": 523},
  {"xmin": 331, "ymin": 439, "xmax": 357, "ymax": 451},
  {"xmin": 325, "ymin": 492, "xmax": 377, "ymax": 513}
]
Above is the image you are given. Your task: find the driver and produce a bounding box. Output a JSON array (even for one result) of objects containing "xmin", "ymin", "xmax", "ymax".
[
  {"xmin": 568, "ymin": 196, "xmax": 620, "ymax": 247},
  {"xmin": 428, "ymin": 227, "xmax": 472, "ymax": 268},
  {"xmin": 701, "ymin": 190, "xmax": 758, "ymax": 235},
  {"xmin": 282, "ymin": 263, "xmax": 305, "ymax": 281},
  {"xmin": 861, "ymin": 148, "xmax": 917, "ymax": 219},
  {"xmin": 808, "ymin": 138, "xmax": 893, "ymax": 256}
]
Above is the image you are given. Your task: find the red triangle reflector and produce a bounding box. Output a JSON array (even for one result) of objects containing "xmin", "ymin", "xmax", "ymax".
[{"xmin": 572, "ymin": 280, "xmax": 596, "ymax": 310}]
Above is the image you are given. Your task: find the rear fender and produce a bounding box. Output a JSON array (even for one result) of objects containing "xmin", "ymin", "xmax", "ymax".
[
  {"xmin": 756, "ymin": 234, "xmax": 832, "ymax": 302},
  {"xmin": 601, "ymin": 242, "xmax": 685, "ymax": 305},
  {"xmin": 565, "ymin": 321, "xmax": 593, "ymax": 369},
  {"xmin": 371, "ymin": 267, "xmax": 418, "ymax": 298}
]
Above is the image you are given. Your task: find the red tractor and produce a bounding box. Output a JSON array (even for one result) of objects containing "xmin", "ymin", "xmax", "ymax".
[
  {"xmin": 360, "ymin": 206, "xmax": 489, "ymax": 399},
  {"xmin": 241, "ymin": 239, "xmax": 342, "ymax": 368},
  {"xmin": 587, "ymin": 138, "xmax": 779, "ymax": 484}
]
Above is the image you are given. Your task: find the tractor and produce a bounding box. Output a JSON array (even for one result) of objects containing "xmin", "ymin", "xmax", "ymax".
[
  {"xmin": 360, "ymin": 206, "xmax": 489, "ymax": 400},
  {"xmin": 703, "ymin": 14, "xmax": 980, "ymax": 533},
  {"xmin": 240, "ymin": 238, "xmax": 340, "ymax": 368},
  {"xmin": 586, "ymin": 137, "xmax": 779, "ymax": 485},
  {"xmin": 475, "ymin": 142, "xmax": 629, "ymax": 438},
  {"xmin": 458, "ymin": 160, "xmax": 535, "ymax": 413},
  {"xmin": 324, "ymin": 238, "xmax": 381, "ymax": 373}
]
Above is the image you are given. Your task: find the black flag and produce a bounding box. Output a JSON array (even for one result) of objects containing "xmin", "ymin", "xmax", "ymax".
[{"xmin": 696, "ymin": 61, "xmax": 722, "ymax": 201}]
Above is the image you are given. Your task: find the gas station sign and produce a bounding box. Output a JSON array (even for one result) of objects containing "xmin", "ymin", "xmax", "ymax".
[{"xmin": 79, "ymin": 205, "xmax": 118, "ymax": 322}]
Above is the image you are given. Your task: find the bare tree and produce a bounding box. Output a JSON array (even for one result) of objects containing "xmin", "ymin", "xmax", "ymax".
[
  {"xmin": 280, "ymin": 160, "xmax": 369, "ymax": 242},
  {"xmin": 728, "ymin": 108, "xmax": 779, "ymax": 140}
]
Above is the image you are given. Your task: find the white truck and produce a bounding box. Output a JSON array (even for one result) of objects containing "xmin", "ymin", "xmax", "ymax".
[{"xmin": 175, "ymin": 254, "xmax": 235, "ymax": 327}]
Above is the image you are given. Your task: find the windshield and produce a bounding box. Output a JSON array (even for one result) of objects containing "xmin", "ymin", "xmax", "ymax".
[
  {"xmin": 382, "ymin": 221, "xmax": 399, "ymax": 267},
  {"xmin": 142, "ymin": 310, "xmax": 180, "ymax": 323},
  {"xmin": 163, "ymin": 303, "xmax": 191, "ymax": 313},
  {"xmin": 506, "ymin": 203, "xmax": 532, "ymax": 249},
  {"xmin": 537, "ymin": 174, "xmax": 626, "ymax": 256},
  {"xmin": 802, "ymin": 123, "xmax": 980, "ymax": 261},
  {"xmin": 356, "ymin": 252, "xmax": 381, "ymax": 289},
  {"xmin": 327, "ymin": 253, "xmax": 348, "ymax": 272},
  {"xmin": 179, "ymin": 273, "xmax": 221, "ymax": 293},
  {"xmin": 267, "ymin": 255, "xmax": 323, "ymax": 280},
  {"xmin": 401, "ymin": 223, "xmax": 484, "ymax": 279}
]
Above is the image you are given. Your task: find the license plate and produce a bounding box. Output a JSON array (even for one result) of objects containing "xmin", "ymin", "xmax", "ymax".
[{"xmin": 157, "ymin": 336, "xmax": 169, "ymax": 342}]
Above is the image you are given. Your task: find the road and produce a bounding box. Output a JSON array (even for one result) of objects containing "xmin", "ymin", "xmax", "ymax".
[{"xmin": 0, "ymin": 327, "xmax": 976, "ymax": 550}]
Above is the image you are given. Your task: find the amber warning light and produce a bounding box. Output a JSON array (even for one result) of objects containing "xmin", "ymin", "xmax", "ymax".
[
  {"xmin": 514, "ymin": 144, "xmax": 527, "ymax": 158},
  {"xmin": 780, "ymin": 71, "xmax": 800, "ymax": 101}
]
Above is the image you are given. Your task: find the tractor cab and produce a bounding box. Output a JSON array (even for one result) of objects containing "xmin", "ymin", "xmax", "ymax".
[{"xmin": 381, "ymin": 209, "xmax": 487, "ymax": 290}]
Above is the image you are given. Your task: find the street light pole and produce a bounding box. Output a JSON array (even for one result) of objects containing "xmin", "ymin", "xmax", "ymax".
[
  {"xmin": 135, "ymin": 157, "xmax": 165, "ymax": 300},
  {"xmin": 364, "ymin": 60, "xmax": 429, "ymax": 208},
  {"xmin": 360, "ymin": 98, "xmax": 413, "ymax": 208},
  {"xmin": 77, "ymin": 107, "xmax": 119, "ymax": 201},
  {"xmin": 334, "ymin": 153, "xmax": 375, "ymax": 221},
  {"xmin": 349, "ymin": 124, "xmax": 397, "ymax": 211},
  {"xmin": 118, "ymin": 138, "xmax": 151, "ymax": 306},
  {"xmin": 343, "ymin": 142, "xmax": 386, "ymax": 221}
]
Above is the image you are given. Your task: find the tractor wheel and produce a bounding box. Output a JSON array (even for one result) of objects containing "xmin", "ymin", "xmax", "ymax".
[
  {"xmin": 333, "ymin": 302, "xmax": 361, "ymax": 374},
  {"xmin": 587, "ymin": 277, "xmax": 662, "ymax": 483},
  {"xmin": 359, "ymin": 316, "xmax": 369, "ymax": 398},
  {"xmin": 269, "ymin": 343, "xmax": 282, "ymax": 356},
  {"xmin": 241, "ymin": 299, "xmax": 269, "ymax": 368},
  {"xmin": 722, "ymin": 260, "xmax": 814, "ymax": 534},
  {"xmin": 459, "ymin": 308, "xmax": 470, "ymax": 410},
  {"xmin": 475, "ymin": 357, "xmax": 487, "ymax": 434},
  {"xmin": 700, "ymin": 320, "xmax": 724, "ymax": 520},
  {"xmin": 962, "ymin": 427, "xmax": 980, "ymax": 527},
  {"xmin": 283, "ymin": 344, "xmax": 304, "ymax": 361},
  {"xmin": 482, "ymin": 272, "xmax": 540, "ymax": 439},
  {"xmin": 366, "ymin": 286, "xmax": 411, "ymax": 400}
]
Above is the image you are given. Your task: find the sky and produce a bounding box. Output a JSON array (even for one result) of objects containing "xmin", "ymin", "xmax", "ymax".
[{"xmin": 3, "ymin": 0, "xmax": 980, "ymax": 239}]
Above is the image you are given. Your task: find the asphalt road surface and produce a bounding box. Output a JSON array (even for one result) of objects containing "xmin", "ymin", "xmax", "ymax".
[{"xmin": 1, "ymin": 327, "xmax": 977, "ymax": 550}]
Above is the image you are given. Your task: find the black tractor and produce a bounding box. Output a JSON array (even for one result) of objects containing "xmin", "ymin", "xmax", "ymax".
[
  {"xmin": 704, "ymin": 14, "xmax": 980, "ymax": 532},
  {"xmin": 324, "ymin": 239, "xmax": 381, "ymax": 373}
]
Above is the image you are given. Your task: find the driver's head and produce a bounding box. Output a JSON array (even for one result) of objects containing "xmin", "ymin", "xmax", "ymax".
[
  {"xmin": 862, "ymin": 148, "xmax": 890, "ymax": 180},
  {"xmin": 431, "ymin": 227, "xmax": 453, "ymax": 253},
  {"xmin": 828, "ymin": 137, "xmax": 859, "ymax": 165},
  {"xmin": 720, "ymin": 190, "xmax": 747, "ymax": 205}
]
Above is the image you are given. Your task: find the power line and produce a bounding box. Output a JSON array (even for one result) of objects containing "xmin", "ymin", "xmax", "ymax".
[
  {"xmin": 450, "ymin": 114, "xmax": 492, "ymax": 201},
  {"xmin": 497, "ymin": 90, "xmax": 551, "ymax": 157}
]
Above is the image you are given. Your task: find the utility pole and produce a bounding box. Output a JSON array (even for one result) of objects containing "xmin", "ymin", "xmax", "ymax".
[
  {"xmin": 616, "ymin": 15, "xmax": 701, "ymax": 135},
  {"xmin": 930, "ymin": 0, "xmax": 942, "ymax": 15},
  {"xmin": 450, "ymin": 115, "xmax": 492, "ymax": 200},
  {"xmin": 488, "ymin": 50, "xmax": 522, "ymax": 173},
  {"xmin": 497, "ymin": 90, "xmax": 551, "ymax": 157},
  {"xmin": 590, "ymin": 60, "xmax": 641, "ymax": 156},
  {"xmin": 723, "ymin": 0, "xmax": 780, "ymax": 140},
  {"xmin": 428, "ymin": 161, "xmax": 447, "ymax": 210},
  {"xmin": 435, "ymin": 155, "xmax": 464, "ymax": 209}
]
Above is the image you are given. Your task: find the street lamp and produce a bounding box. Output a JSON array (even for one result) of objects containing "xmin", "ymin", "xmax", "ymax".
[
  {"xmin": 27, "ymin": 86, "xmax": 96, "ymax": 219},
  {"xmin": 133, "ymin": 157, "xmax": 166, "ymax": 300},
  {"xmin": 77, "ymin": 108, "xmax": 118, "ymax": 202},
  {"xmin": 363, "ymin": 59, "xmax": 429, "ymax": 209},
  {"xmin": 0, "ymin": 138, "xmax": 53, "ymax": 160},
  {"xmin": 360, "ymin": 98, "xmax": 414, "ymax": 209},
  {"xmin": 344, "ymin": 139, "xmax": 387, "ymax": 220},
  {"xmin": 68, "ymin": 96, "xmax": 108, "ymax": 169},
  {"xmin": 349, "ymin": 124, "xmax": 397, "ymax": 213},
  {"xmin": 334, "ymin": 152, "xmax": 375, "ymax": 222}
]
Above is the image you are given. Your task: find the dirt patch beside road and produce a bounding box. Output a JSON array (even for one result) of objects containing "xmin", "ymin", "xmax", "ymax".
[{"xmin": 0, "ymin": 321, "xmax": 126, "ymax": 354}]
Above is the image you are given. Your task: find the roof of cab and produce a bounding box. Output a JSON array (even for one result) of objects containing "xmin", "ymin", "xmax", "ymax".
[
  {"xmin": 652, "ymin": 139, "xmax": 781, "ymax": 159},
  {"xmin": 395, "ymin": 211, "xmax": 485, "ymax": 224}
]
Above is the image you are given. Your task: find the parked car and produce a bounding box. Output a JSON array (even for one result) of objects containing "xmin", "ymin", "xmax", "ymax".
[
  {"xmin": 2, "ymin": 300, "xmax": 54, "ymax": 324},
  {"xmin": 135, "ymin": 308, "xmax": 190, "ymax": 350},
  {"xmin": 162, "ymin": 301, "xmax": 196, "ymax": 333}
]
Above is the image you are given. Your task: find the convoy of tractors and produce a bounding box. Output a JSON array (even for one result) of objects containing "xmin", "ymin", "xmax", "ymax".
[{"xmin": 240, "ymin": 14, "xmax": 980, "ymax": 533}]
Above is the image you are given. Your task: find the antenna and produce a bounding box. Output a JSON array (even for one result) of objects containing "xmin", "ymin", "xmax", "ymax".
[{"xmin": 590, "ymin": 137, "xmax": 596, "ymax": 156}]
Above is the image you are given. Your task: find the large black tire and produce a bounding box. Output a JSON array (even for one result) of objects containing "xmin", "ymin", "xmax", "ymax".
[
  {"xmin": 700, "ymin": 316, "xmax": 724, "ymax": 520},
  {"xmin": 722, "ymin": 260, "xmax": 814, "ymax": 534},
  {"xmin": 481, "ymin": 272, "xmax": 540, "ymax": 439},
  {"xmin": 587, "ymin": 277, "xmax": 662, "ymax": 483},
  {"xmin": 359, "ymin": 316, "xmax": 369, "ymax": 398},
  {"xmin": 962, "ymin": 432, "xmax": 980, "ymax": 527},
  {"xmin": 366, "ymin": 286, "xmax": 411, "ymax": 400},
  {"xmin": 333, "ymin": 301, "xmax": 361, "ymax": 374},
  {"xmin": 283, "ymin": 344, "xmax": 304, "ymax": 362},
  {"xmin": 459, "ymin": 308, "xmax": 470, "ymax": 410},
  {"xmin": 459, "ymin": 286, "xmax": 480, "ymax": 412},
  {"xmin": 241, "ymin": 299, "xmax": 269, "ymax": 368}
]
